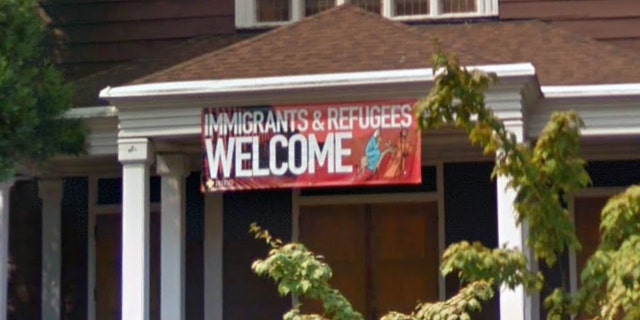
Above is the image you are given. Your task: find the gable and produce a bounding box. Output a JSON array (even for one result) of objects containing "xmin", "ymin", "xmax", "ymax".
[
  {"xmin": 73, "ymin": 5, "xmax": 640, "ymax": 106},
  {"xmin": 133, "ymin": 5, "xmax": 640, "ymax": 86},
  {"xmin": 132, "ymin": 5, "xmax": 440, "ymax": 84}
]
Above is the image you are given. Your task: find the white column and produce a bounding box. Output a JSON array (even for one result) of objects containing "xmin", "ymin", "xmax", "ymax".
[
  {"xmin": 39, "ymin": 179, "xmax": 64, "ymax": 320},
  {"xmin": 497, "ymin": 120, "xmax": 539, "ymax": 320},
  {"xmin": 0, "ymin": 179, "xmax": 14, "ymax": 320},
  {"xmin": 156, "ymin": 154, "xmax": 188, "ymax": 320},
  {"xmin": 204, "ymin": 193, "xmax": 223, "ymax": 320},
  {"xmin": 118, "ymin": 138, "xmax": 153, "ymax": 320}
]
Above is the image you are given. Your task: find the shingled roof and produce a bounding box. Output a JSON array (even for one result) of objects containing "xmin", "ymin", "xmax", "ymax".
[
  {"xmin": 75, "ymin": 4, "xmax": 640, "ymax": 106},
  {"xmin": 131, "ymin": 5, "xmax": 443, "ymax": 85},
  {"xmin": 416, "ymin": 21, "xmax": 640, "ymax": 86}
]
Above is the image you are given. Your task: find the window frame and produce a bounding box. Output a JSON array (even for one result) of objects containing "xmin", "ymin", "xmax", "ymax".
[{"xmin": 235, "ymin": 0, "xmax": 498, "ymax": 28}]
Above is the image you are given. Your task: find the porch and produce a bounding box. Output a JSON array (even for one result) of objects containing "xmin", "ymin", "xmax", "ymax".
[{"xmin": 2, "ymin": 68, "xmax": 640, "ymax": 320}]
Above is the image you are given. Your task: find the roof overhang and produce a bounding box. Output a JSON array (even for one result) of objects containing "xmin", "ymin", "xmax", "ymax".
[
  {"xmin": 541, "ymin": 84, "xmax": 640, "ymax": 99},
  {"xmin": 64, "ymin": 106, "xmax": 119, "ymax": 156},
  {"xmin": 95, "ymin": 64, "xmax": 540, "ymax": 141},
  {"xmin": 63, "ymin": 64, "xmax": 640, "ymax": 159},
  {"xmin": 99, "ymin": 63, "xmax": 538, "ymax": 107},
  {"xmin": 528, "ymin": 84, "xmax": 640, "ymax": 137}
]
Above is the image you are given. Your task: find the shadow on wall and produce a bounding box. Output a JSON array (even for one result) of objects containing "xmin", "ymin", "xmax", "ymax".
[
  {"xmin": 7, "ymin": 178, "xmax": 89, "ymax": 320},
  {"xmin": 8, "ymin": 180, "xmax": 41, "ymax": 320}
]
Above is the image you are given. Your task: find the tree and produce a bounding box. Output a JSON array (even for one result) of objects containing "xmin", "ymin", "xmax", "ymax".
[
  {"xmin": 250, "ymin": 49, "xmax": 640, "ymax": 320},
  {"xmin": 0, "ymin": 0, "xmax": 85, "ymax": 182}
]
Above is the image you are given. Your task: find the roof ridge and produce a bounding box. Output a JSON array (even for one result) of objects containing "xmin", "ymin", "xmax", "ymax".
[{"xmin": 132, "ymin": 4, "xmax": 428, "ymax": 84}]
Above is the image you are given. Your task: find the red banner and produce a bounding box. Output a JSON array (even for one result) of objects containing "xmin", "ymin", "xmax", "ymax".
[{"xmin": 201, "ymin": 101, "xmax": 421, "ymax": 191}]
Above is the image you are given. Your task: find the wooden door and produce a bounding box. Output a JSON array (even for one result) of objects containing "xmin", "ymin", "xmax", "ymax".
[
  {"xmin": 574, "ymin": 196, "xmax": 620, "ymax": 319},
  {"xmin": 371, "ymin": 202, "xmax": 439, "ymax": 318},
  {"xmin": 299, "ymin": 202, "xmax": 439, "ymax": 319},
  {"xmin": 95, "ymin": 213, "xmax": 160, "ymax": 320},
  {"xmin": 96, "ymin": 215, "xmax": 121, "ymax": 320},
  {"xmin": 299, "ymin": 205, "xmax": 368, "ymax": 315},
  {"xmin": 574, "ymin": 197, "xmax": 608, "ymax": 278}
]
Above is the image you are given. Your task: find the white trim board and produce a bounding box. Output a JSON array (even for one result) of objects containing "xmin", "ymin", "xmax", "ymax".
[
  {"xmin": 93, "ymin": 203, "xmax": 161, "ymax": 215},
  {"xmin": 62, "ymin": 66, "xmax": 640, "ymax": 158},
  {"xmin": 65, "ymin": 106, "xmax": 117, "ymax": 118},
  {"xmin": 100, "ymin": 64, "xmax": 535, "ymax": 102},
  {"xmin": 542, "ymin": 84, "xmax": 640, "ymax": 99},
  {"xmin": 574, "ymin": 187, "xmax": 626, "ymax": 198},
  {"xmin": 297, "ymin": 192, "xmax": 438, "ymax": 205}
]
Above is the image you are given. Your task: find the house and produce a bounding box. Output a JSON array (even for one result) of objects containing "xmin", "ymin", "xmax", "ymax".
[{"xmin": 2, "ymin": 1, "xmax": 640, "ymax": 320}]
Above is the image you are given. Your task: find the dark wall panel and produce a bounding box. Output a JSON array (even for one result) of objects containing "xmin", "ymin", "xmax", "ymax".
[
  {"xmin": 444, "ymin": 162, "xmax": 497, "ymax": 246},
  {"xmin": 587, "ymin": 160, "xmax": 640, "ymax": 187},
  {"xmin": 538, "ymin": 252, "xmax": 570, "ymax": 319},
  {"xmin": 223, "ymin": 190, "xmax": 292, "ymax": 320},
  {"xmin": 186, "ymin": 172, "xmax": 205, "ymax": 320},
  {"xmin": 501, "ymin": 0, "xmax": 640, "ymax": 21},
  {"xmin": 61, "ymin": 177, "xmax": 89, "ymax": 320},
  {"xmin": 96, "ymin": 176, "xmax": 160, "ymax": 205},
  {"xmin": 443, "ymin": 162, "xmax": 498, "ymax": 319},
  {"xmin": 8, "ymin": 181, "xmax": 42, "ymax": 320}
]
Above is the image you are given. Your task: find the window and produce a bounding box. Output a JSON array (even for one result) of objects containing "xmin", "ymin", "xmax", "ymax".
[
  {"xmin": 257, "ymin": 0, "xmax": 290, "ymax": 22},
  {"xmin": 305, "ymin": 0, "xmax": 336, "ymax": 16},
  {"xmin": 235, "ymin": 0, "xmax": 498, "ymax": 28}
]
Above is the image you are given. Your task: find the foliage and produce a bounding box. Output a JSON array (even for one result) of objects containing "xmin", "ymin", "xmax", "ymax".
[
  {"xmin": 251, "ymin": 48, "xmax": 640, "ymax": 320},
  {"xmin": 251, "ymin": 223, "xmax": 495, "ymax": 320},
  {"xmin": 381, "ymin": 281, "xmax": 493, "ymax": 320},
  {"xmin": 250, "ymin": 223, "xmax": 363, "ymax": 320},
  {"xmin": 0, "ymin": 0, "xmax": 85, "ymax": 182},
  {"xmin": 440, "ymin": 241, "xmax": 542, "ymax": 292},
  {"xmin": 417, "ymin": 53, "xmax": 589, "ymax": 268},
  {"xmin": 574, "ymin": 186, "xmax": 640, "ymax": 319}
]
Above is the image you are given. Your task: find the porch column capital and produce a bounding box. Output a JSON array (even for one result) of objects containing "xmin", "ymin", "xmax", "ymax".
[
  {"xmin": 118, "ymin": 138, "xmax": 153, "ymax": 164},
  {"xmin": 503, "ymin": 119, "xmax": 526, "ymax": 143},
  {"xmin": 156, "ymin": 154, "xmax": 190, "ymax": 178},
  {"xmin": 38, "ymin": 179, "xmax": 63, "ymax": 202}
]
